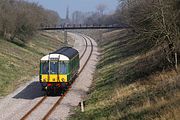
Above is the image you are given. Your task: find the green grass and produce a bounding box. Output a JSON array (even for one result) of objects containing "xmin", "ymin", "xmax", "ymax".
[
  {"xmin": 70, "ymin": 29, "xmax": 180, "ymax": 120},
  {"xmin": 0, "ymin": 31, "xmax": 72, "ymax": 96}
]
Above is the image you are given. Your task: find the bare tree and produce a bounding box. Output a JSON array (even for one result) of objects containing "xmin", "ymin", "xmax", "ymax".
[
  {"xmin": 96, "ymin": 3, "xmax": 107, "ymax": 16},
  {"xmin": 72, "ymin": 11, "xmax": 86, "ymax": 24},
  {"xmin": 117, "ymin": 0, "xmax": 180, "ymax": 71}
]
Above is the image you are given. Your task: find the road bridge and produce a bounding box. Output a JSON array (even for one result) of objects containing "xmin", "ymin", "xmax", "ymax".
[
  {"xmin": 39, "ymin": 24, "xmax": 131, "ymax": 47},
  {"xmin": 39, "ymin": 24, "xmax": 130, "ymax": 30}
]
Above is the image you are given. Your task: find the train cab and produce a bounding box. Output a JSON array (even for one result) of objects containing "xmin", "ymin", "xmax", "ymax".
[{"xmin": 39, "ymin": 47, "xmax": 79, "ymax": 93}]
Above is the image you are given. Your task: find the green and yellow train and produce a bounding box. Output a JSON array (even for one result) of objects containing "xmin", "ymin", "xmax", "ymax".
[{"xmin": 39, "ymin": 47, "xmax": 79, "ymax": 94}]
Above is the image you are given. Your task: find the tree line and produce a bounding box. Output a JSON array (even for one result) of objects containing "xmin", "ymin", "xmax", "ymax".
[
  {"xmin": 0, "ymin": 0, "xmax": 60, "ymax": 43},
  {"xmin": 71, "ymin": 3, "xmax": 118, "ymax": 25},
  {"xmin": 116, "ymin": 0, "xmax": 180, "ymax": 70},
  {"xmin": 82, "ymin": 0, "xmax": 180, "ymax": 71}
]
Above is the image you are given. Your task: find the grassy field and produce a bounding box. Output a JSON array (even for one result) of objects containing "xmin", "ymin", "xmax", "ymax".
[
  {"xmin": 0, "ymin": 31, "xmax": 73, "ymax": 97},
  {"xmin": 70, "ymin": 29, "xmax": 180, "ymax": 120}
]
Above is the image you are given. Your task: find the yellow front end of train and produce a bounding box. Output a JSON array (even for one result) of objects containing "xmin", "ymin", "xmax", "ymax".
[
  {"xmin": 41, "ymin": 74, "xmax": 67, "ymax": 83},
  {"xmin": 39, "ymin": 47, "xmax": 80, "ymax": 94}
]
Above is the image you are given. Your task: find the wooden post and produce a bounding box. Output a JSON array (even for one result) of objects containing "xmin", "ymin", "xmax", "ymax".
[
  {"xmin": 175, "ymin": 52, "xmax": 178, "ymax": 71},
  {"xmin": 80, "ymin": 101, "xmax": 85, "ymax": 112}
]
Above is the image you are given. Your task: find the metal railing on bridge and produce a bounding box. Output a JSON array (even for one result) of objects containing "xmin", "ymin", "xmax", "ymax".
[{"xmin": 39, "ymin": 24, "xmax": 131, "ymax": 30}]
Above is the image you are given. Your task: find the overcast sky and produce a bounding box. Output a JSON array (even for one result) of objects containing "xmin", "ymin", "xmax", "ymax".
[{"xmin": 26, "ymin": 0, "xmax": 118, "ymax": 18}]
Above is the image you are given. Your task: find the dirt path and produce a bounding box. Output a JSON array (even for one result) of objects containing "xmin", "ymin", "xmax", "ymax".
[{"xmin": 0, "ymin": 33, "xmax": 99, "ymax": 120}]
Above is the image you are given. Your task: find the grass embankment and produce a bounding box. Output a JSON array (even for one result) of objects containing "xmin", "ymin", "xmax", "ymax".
[
  {"xmin": 0, "ymin": 31, "xmax": 72, "ymax": 96},
  {"xmin": 70, "ymin": 29, "xmax": 180, "ymax": 120}
]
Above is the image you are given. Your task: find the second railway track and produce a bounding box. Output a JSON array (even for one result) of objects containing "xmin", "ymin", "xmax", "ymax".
[{"xmin": 20, "ymin": 34, "xmax": 94, "ymax": 120}]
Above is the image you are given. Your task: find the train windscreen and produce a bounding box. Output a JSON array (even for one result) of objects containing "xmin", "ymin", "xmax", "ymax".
[
  {"xmin": 50, "ymin": 62, "xmax": 58, "ymax": 74},
  {"xmin": 41, "ymin": 61, "xmax": 58, "ymax": 74}
]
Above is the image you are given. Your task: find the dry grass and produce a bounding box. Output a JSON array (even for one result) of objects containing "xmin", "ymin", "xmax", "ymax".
[
  {"xmin": 0, "ymin": 31, "xmax": 73, "ymax": 96},
  {"xmin": 70, "ymin": 29, "xmax": 180, "ymax": 120}
]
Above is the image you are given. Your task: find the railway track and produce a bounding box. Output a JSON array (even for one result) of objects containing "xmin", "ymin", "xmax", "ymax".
[{"xmin": 20, "ymin": 34, "xmax": 93, "ymax": 120}]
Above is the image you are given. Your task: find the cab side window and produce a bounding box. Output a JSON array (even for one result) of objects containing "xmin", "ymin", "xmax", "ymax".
[
  {"xmin": 59, "ymin": 61, "xmax": 67, "ymax": 74},
  {"xmin": 42, "ymin": 61, "xmax": 49, "ymax": 74}
]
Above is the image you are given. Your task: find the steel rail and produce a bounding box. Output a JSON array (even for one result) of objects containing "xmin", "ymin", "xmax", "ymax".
[
  {"xmin": 20, "ymin": 96, "xmax": 47, "ymax": 120},
  {"xmin": 20, "ymin": 34, "xmax": 88, "ymax": 120},
  {"xmin": 80, "ymin": 35, "xmax": 88, "ymax": 59},
  {"xmin": 41, "ymin": 34, "xmax": 93, "ymax": 120}
]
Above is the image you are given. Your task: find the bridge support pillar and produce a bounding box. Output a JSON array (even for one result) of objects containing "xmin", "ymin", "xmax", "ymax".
[{"xmin": 64, "ymin": 30, "xmax": 68, "ymax": 46}]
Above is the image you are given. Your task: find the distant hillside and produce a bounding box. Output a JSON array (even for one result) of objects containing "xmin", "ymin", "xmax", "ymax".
[
  {"xmin": 70, "ymin": 29, "xmax": 180, "ymax": 120},
  {"xmin": 0, "ymin": 31, "xmax": 72, "ymax": 97}
]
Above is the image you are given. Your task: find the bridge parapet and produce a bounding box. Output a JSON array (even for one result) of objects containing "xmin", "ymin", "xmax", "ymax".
[{"xmin": 39, "ymin": 24, "xmax": 131, "ymax": 30}]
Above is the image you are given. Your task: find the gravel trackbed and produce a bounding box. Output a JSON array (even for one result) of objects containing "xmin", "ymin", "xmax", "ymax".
[{"xmin": 0, "ymin": 33, "xmax": 99, "ymax": 120}]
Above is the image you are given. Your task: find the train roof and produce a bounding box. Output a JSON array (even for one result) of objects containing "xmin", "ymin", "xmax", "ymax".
[
  {"xmin": 41, "ymin": 47, "xmax": 79, "ymax": 61},
  {"xmin": 51, "ymin": 47, "xmax": 79, "ymax": 59}
]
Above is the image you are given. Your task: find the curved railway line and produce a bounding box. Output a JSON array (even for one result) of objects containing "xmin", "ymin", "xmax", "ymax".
[{"xmin": 20, "ymin": 34, "xmax": 93, "ymax": 120}]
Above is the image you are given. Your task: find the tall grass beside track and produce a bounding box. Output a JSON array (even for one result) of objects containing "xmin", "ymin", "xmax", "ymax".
[
  {"xmin": 0, "ymin": 31, "xmax": 71, "ymax": 97},
  {"xmin": 70, "ymin": 29, "xmax": 180, "ymax": 120}
]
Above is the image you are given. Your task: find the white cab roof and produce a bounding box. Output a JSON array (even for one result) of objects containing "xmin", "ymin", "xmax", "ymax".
[{"xmin": 41, "ymin": 54, "xmax": 69, "ymax": 61}]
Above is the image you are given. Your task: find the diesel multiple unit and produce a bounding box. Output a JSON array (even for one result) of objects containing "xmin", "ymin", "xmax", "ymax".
[{"xmin": 39, "ymin": 47, "xmax": 79, "ymax": 93}]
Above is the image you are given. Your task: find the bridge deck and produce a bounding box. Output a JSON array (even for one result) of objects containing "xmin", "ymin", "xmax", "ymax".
[{"xmin": 39, "ymin": 25, "xmax": 130, "ymax": 30}]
